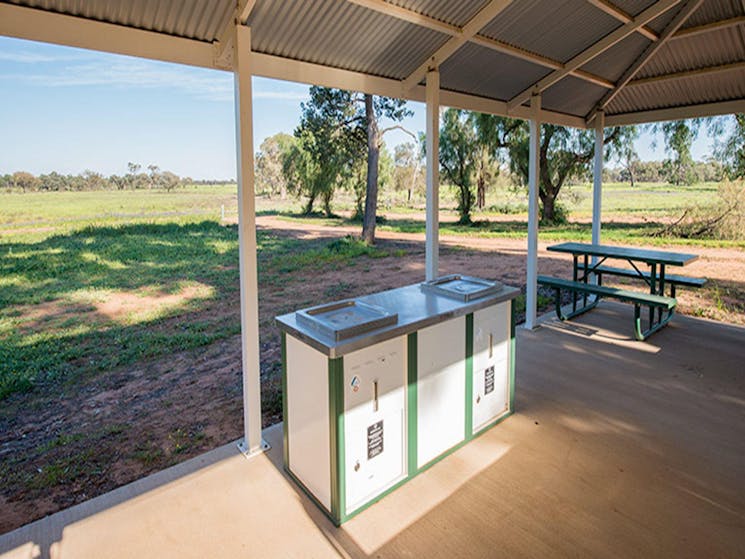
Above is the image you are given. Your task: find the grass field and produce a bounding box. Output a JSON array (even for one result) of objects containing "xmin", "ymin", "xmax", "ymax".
[
  {"xmin": 0, "ymin": 181, "xmax": 739, "ymax": 401},
  {"xmin": 0, "ymin": 194, "xmax": 393, "ymax": 399}
]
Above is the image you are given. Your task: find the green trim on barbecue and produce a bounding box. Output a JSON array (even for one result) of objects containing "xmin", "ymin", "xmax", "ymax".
[
  {"xmin": 465, "ymin": 313, "xmax": 474, "ymax": 440},
  {"xmin": 407, "ymin": 332, "xmax": 418, "ymax": 478}
]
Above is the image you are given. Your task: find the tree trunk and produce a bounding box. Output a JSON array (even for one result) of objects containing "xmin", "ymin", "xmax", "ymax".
[
  {"xmin": 303, "ymin": 192, "xmax": 316, "ymax": 215},
  {"xmin": 477, "ymin": 175, "xmax": 486, "ymax": 210},
  {"xmin": 361, "ymin": 94, "xmax": 380, "ymax": 244},
  {"xmin": 540, "ymin": 191, "xmax": 556, "ymax": 223}
]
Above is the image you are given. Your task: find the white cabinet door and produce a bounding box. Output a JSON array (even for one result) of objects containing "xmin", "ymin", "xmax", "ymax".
[
  {"xmin": 472, "ymin": 303, "xmax": 511, "ymax": 433},
  {"xmin": 343, "ymin": 336, "xmax": 406, "ymax": 514},
  {"xmin": 417, "ymin": 317, "xmax": 466, "ymax": 468}
]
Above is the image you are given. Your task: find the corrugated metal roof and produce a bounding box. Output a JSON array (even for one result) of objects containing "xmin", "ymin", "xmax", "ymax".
[
  {"xmin": 607, "ymin": 66, "xmax": 745, "ymax": 114},
  {"xmin": 637, "ymin": 26, "xmax": 745, "ymax": 78},
  {"xmin": 386, "ymin": 0, "xmax": 489, "ymax": 28},
  {"xmin": 480, "ymin": 0, "xmax": 621, "ymax": 63},
  {"xmin": 612, "ymin": 0, "xmax": 657, "ymax": 16},
  {"xmin": 3, "ymin": 0, "xmax": 233, "ymax": 41},
  {"xmin": 439, "ymin": 41, "xmax": 551, "ymax": 102},
  {"xmin": 247, "ymin": 0, "xmax": 449, "ymax": 80},
  {"xmin": 541, "ymin": 75, "xmax": 608, "ymax": 117},
  {"xmin": 2, "ymin": 0, "xmax": 743, "ymax": 124},
  {"xmin": 682, "ymin": 0, "xmax": 742, "ymax": 28},
  {"xmin": 579, "ymin": 33, "xmax": 651, "ymax": 83}
]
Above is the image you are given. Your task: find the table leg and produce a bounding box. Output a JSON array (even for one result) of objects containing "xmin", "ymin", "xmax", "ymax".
[
  {"xmin": 572, "ymin": 255, "xmax": 578, "ymax": 313},
  {"xmin": 583, "ymin": 254, "xmax": 588, "ymax": 308},
  {"xmin": 658, "ymin": 264, "xmax": 666, "ymax": 323},
  {"xmin": 649, "ymin": 262, "xmax": 657, "ymax": 329}
]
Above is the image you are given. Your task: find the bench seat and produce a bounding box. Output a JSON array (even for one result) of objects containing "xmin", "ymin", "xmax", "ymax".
[
  {"xmin": 537, "ymin": 275, "xmax": 677, "ymax": 340},
  {"xmin": 577, "ymin": 264, "xmax": 706, "ymax": 289}
]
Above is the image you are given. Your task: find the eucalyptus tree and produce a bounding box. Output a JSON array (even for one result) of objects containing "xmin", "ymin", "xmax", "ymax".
[{"xmin": 287, "ymin": 87, "xmax": 411, "ymax": 242}]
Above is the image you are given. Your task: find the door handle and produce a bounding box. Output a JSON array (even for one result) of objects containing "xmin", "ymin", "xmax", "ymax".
[
  {"xmin": 373, "ymin": 380, "xmax": 379, "ymax": 412},
  {"xmin": 488, "ymin": 333, "xmax": 493, "ymax": 359}
]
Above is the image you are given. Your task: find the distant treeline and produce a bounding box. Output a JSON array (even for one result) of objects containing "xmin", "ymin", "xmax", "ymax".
[
  {"xmin": 0, "ymin": 163, "xmax": 201, "ymax": 193},
  {"xmin": 604, "ymin": 158, "xmax": 724, "ymax": 186}
]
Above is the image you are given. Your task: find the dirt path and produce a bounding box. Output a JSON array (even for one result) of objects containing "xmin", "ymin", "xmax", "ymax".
[{"xmin": 1, "ymin": 217, "xmax": 743, "ymax": 534}]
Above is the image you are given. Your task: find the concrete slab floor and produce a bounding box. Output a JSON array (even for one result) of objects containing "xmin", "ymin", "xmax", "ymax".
[{"xmin": 1, "ymin": 302, "xmax": 743, "ymax": 559}]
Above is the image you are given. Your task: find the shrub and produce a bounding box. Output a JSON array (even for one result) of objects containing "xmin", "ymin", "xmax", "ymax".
[{"xmin": 657, "ymin": 179, "xmax": 744, "ymax": 240}]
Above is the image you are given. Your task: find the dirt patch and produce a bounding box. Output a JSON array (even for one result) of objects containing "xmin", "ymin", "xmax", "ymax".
[
  {"xmin": 2, "ymin": 217, "xmax": 744, "ymax": 534},
  {"xmin": 91, "ymin": 283, "xmax": 214, "ymax": 323}
]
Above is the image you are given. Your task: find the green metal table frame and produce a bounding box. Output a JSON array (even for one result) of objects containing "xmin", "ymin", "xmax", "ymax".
[{"xmin": 547, "ymin": 243, "xmax": 697, "ymax": 338}]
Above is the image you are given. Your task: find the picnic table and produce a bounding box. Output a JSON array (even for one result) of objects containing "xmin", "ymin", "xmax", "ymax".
[{"xmin": 538, "ymin": 242, "xmax": 705, "ymax": 340}]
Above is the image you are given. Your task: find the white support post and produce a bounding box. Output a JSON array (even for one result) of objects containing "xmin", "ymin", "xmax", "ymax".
[
  {"xmin": 234, "ymin": 25, "xmax": 267, "ymax": 457},
  {"xmin": 525, "ymin": 94, "xmax": 541, "ymax": 330},
  {"xmin": 592, "ymin": 110, "xmax": 605, "ymax": 249},
  {"xmin": 425, "ymin": 69, "xmax": 440, "ymax": 281}
]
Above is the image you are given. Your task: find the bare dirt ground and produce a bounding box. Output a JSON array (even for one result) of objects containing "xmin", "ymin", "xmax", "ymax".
[{"xmin": 1, "ymin": 217, "xmax": 743, "ymax": 533}]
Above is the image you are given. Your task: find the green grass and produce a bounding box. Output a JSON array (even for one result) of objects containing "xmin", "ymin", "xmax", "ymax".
[
  {"xmin": 1, "ymin": 182, "xmax": 741, "ymax": 400},
  {"xmin": 277, "ymin": 213, "xmax": 745, "ymax": 248},
  {"xmin": 0, "ymin": 214, "xmax": 389, "ymax": 400}
]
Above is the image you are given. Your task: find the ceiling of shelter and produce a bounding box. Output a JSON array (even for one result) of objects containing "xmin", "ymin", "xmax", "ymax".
[{"xmin": 2, "ymin": 0, "xmax": 744, "ymax": 124}]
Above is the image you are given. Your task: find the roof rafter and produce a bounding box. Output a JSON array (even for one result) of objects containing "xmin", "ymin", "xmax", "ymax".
[
  {"xmin": 402, "ymin": 0, "xmax": 514, "ymax": 90},
  {"xmin": 584, "ymin": 0, "xmax": 660, "ymax": 41},
  {"xmin": 469, "ymin": 35, "xmax": 615, "ymax": 89},
  {"xmin": 345, "ymin": 1, "xmax": 614, "ymax": 90},
  {"xmin": 250, "ymin": 51, "xmax": 588, "ymax": 128},
  {"xmin": 604, "ymin": 99, "xmax": 745, "ymax": 126},
  {"xmin": 506, "ymin": 0, "xmax": 681, "ymax": 111},
  {"xmin": 670, "ymin": 16, "xmax": 745, "ymax": 40},
  {"xmin": 587, "ymin": 0, "xmax": 703, "ymax": 124},
  {"xmin": 625, "ymin": 61, "xmax": 745, "ymax": 87},
  {"xmin": 346, "ymin": 0, "xmax": 459, "ymax": 35}
]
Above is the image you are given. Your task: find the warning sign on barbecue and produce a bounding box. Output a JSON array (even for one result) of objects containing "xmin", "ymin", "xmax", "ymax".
[
  {"xmin": 367, "ymin": 420, "xmax": 384, "ymax": 460},
  {"xmin": 484, "ymin": 365, "xmax": 495, "ymax": 395}
]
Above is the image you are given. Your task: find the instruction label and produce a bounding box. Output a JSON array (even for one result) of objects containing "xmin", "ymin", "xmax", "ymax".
[
  {"xmin": 367, "ymin": 420, "xmax": 384, "ymax": 460},
  {"xmin": 484, "ymin": 365, "xmax": 495, "ymax": 395}
]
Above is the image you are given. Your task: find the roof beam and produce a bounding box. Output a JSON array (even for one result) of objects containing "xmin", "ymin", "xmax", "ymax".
[
  {"xmin": 402, "ymin": 0, "xmax": 514, "ymax": 90},
  {"xmin": 470, "ymin": 35, "xmax": 615, "ymax": 89},
  {"xmin": 213, "ymin": 1, "xmax": 258, "ymax": 69},
  {"xmin": 584, "ymin": 0, "xmax": 660, "ymax": 41},
  {"xmin": 587, "ymin": 0, "xmax": 703, "ymax": 123},
  {"xmin": 346, "ymin": 0, "xmax": 459, "ymax": 35},
  {"xmin": 0, "ymin": 2, "xmax": 217, "ymax": 70},
  {"xmin": 625, "ymin": 61, "xmax": 745, "ymax": 87},
  {"xmin": 250, "ymin": 51, "xmax": 588, "ymax": 128},
  {"xmin": 506, "ymin": 0, "xmax": 681, "ymax": 111},
  {"xmin": 670, "ymin": 16, "xmax": 745, "ymax": 40},
  {"xmin": 605, "ymin": 99, "xmax": 745, "ymax": 126},
  {"xmin": 347, "ymin": 1, "xmax": 613, "ymax": 90}
]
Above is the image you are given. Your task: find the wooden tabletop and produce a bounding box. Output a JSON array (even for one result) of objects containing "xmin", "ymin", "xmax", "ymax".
[{"xmin": 547, "ymin": 242, "xmax": 698, "ymax": 267}]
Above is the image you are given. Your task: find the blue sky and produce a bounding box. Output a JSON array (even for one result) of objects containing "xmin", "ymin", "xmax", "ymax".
[{"xmin": 0, "ymin": 36, "xmax": 720, "ymax": 180}]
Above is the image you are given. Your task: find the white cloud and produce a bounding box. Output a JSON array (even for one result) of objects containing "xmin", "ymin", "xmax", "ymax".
[
  {"xmin": 0, "ymin": 50, "xmax": 92, "ymax": 63},
  {"xmin": 0, "ymin": 56, "xmax": 311, "ymax": 104}
]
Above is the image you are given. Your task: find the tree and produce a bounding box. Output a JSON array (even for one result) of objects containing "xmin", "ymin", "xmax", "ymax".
[
  {"xmin": 147, "ymin": 164, "xmax": 160, "ymax": 189},
  {"xmin": 439, "ymin": 109, "xmax": 479, "ymax": 224},
  {"xmin": 289, "ymin": 87, "xmax": 411, "ymax": 242},
  {"xmin": 81, "ymin": 170, "xmax": 105, "ymax": 190},
  {"xmin": 616, "ymin": 126, "xmax": 641, "ymax": 187},
  {"xmin": 360, "ymin": 93, "xmax": 412, "ymax": 243},
  {"xmin": 715, "ymin": 113, "xmax": 745, "ymax": 180},
  {"xmin": 655, "ymin": 119, "xmax": 702, "ymax": 185},
  {"xmin": 492, "ymin": 120, "xmax": 632, "ymax": 223},
  {"xmin": 392, "ymin": 142, "xmax": 423, "ymax": 203},
  {"xmin": 281, "ymin": 128, "xmax": 343, "ymax": 216},
  {"xmin": 11, "ymin": 171, "xmax": 39, "ymax": 193},
  {"xmin": 157, "ymin": 171, "xmax": 179, "ymax": 192},
  {"xmin": 256, "ymin": 133, "xmax": 294, "ymax": 198}
]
